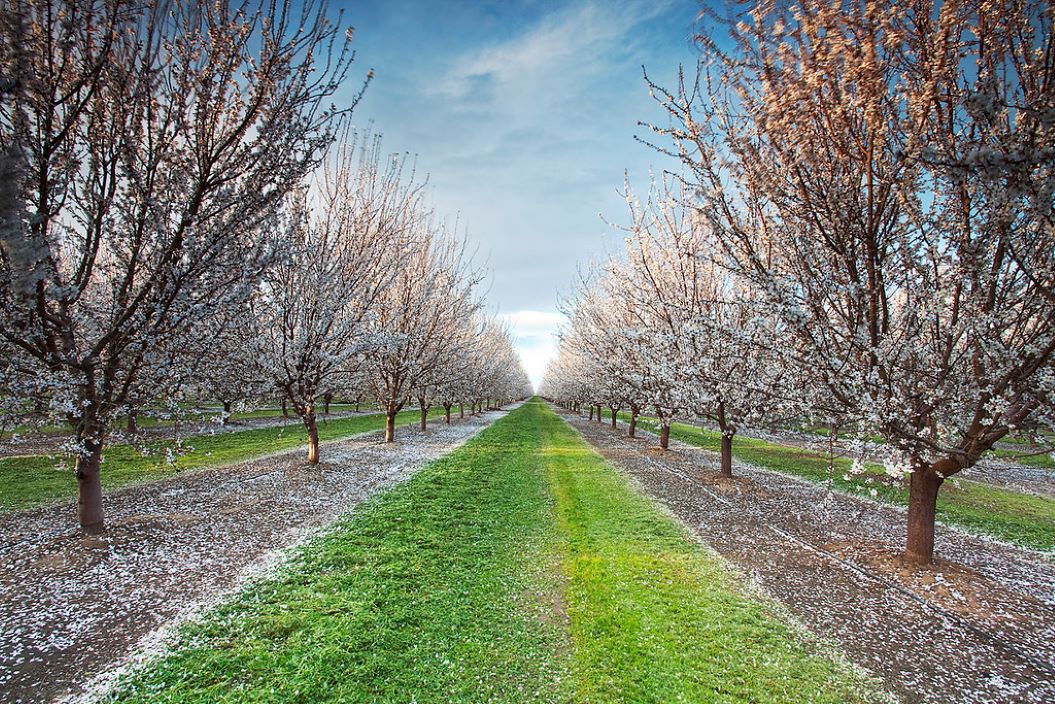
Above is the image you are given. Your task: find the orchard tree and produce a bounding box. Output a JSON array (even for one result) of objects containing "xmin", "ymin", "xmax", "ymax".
[
  {"xmin": 366, "ymin": 222, "xmax": 482, "ymax": 442},
  {"xmin": 613, "ymin": 175, "xmax": 793, "ymax": 474},
  {"xmin": 250, "ymin": 132, "xmax": 418, "ymax": 464},
  {"xmin": 647, "ymin": 0, "xmax": 1055, "ymax": 563},
  {"xmin": 0, "ymin": 0, "xmax": 363, "ymax": 530}
]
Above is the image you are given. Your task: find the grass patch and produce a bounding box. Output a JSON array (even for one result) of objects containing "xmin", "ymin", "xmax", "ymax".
[
  {"xmin": 544, "ymin": 404, "xmax": 874, "ymax": 703},
  {"xmin": 0, "ymin": 408, "xmax": 441, "ymax": 513},
  {"xmin": 599, "ymin": 410, "xmax": 1055, "ymax": 552},
  {"xmin": 105, "ymin": 402, "xmax": 570, "ymax": 703},
  {"xmin": 106, "ymin": 401, "xmax": 878, "ymax": 703}
]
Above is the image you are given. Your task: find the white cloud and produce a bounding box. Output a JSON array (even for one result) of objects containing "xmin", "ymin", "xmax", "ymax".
[
  {"xmin": 437, "ymin": 0, "xmax": 671, "ymax": 106},
  {"xmin": 498, "ymin": 309, "xmax": 567, "ymax": 390}
]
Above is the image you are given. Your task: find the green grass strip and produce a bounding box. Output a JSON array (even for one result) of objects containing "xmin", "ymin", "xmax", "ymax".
[
  {"xmin": 105, "ymin": 402, "xmax": 571, "ymax": 703},
  {"xmin": 105, "ymin": 400, "xmax": 877, "ymax": 703},
  {"xmin": 0, "ymin": 408, "xmax": 442, "ymax": 513},
  {"xmin": 599, "ymin": 410, "xmax": 1055, "ymax": 553}
]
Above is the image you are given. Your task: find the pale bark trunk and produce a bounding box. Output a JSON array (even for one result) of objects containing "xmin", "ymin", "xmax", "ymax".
[{"xmin": 305, "ymin": 412, "xmax": 320, "ymax": 464}]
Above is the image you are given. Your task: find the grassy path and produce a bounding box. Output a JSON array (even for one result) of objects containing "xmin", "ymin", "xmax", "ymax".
[
  {"xmin": 104, "ymin": 401, "xmax": 877, "ymax": 703},
  {"xmin": 0, "ymin": 408, "xmax": 442, "ymax": 513},
  {"xmin": 596, "ymin": 409, "xmax": 1055, "ymax": 552}
]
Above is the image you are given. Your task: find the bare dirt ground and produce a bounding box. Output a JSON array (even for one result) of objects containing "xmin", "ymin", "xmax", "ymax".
[
  {"xmin": 562, "ymin": 408, "xmax": 1055, "ymax": 704},
  {"xmin": 0, "ymin": 409, "xmax": 508, "ymax": 704},
  {"xmin": 0, "ymin": 409, "xmax": 378, "ymax": 460}
]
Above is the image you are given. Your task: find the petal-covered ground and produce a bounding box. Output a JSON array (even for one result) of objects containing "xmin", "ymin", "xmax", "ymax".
[
  {"xmin": 0, "ymin": 410, "xmax": 505, "ymax": 704},
  {"xmin": 563, "ymin": 408, "xmax": 1055, "ymax": 704}
]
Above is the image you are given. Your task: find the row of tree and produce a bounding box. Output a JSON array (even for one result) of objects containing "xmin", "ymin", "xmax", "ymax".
[
  {"xmin": 0, "ymin": 0, "xmax": 530, "ymax": 532},
  {"xmin": 542, "ymin": 0, "xmax": 1055, "ymax": 565}
]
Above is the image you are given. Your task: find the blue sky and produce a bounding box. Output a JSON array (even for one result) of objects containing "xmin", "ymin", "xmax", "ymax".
[{"xmin": 341, "ymin": 0, "xmax": 704, "ymax": 387}]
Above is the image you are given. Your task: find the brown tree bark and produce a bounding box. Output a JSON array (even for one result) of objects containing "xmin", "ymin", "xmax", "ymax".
[
  {"xmin": 719, "ymin": 434, "xmax": 734, "ymax": 477},
  {"xmin": 459, "ymin": 403, "xmax": 464, "ymax": 418},
  {"xmin": 444, "ymin": 402, "xmax": 452, "ymax": 424},
  {"xmin": 418, "ymin": 397, "xmax": 428, "ymax": 431},
  {"xmin": 355, "ymin": 396, "xmax": 361, "ymax": 413},
  {"xmin": 281, "ymin": 397, "xmax": 289, "ymax": 418},
  {"xmin": 659, "ymin": 422, "xmax": 671, "ymax": 450},
  {"xmin": 905, "ymin": 465, "xmax": 943, "ymax": 564},
  {"xmin": 75, "ymin": 439, "xmax": 105, "ymax": 532},
  {"xmin": 628, "ymin": 406, "xmax": 639, "ymax": 437},
  {"xmin": 323, "ymin": 392, "xmax": 333, "ymax": 415},
  {"xmin": 126, "ymin": 409, "xmax": 137, "ymax": 434},
  {"xmin": 609, "ymin": 407, "xmax": 618, "ymax": 429},
  {"xmin": 222, "ymin": 400, "xmax": 232, "ymax": 425},
  {"xmin": 589, "ymin": 406, "xmax": 594, "ymax": 420},
  {"xmin": 717, "ymin": 402, "xmax": 735, "ymax": 477},
  {"xmin": 385, "ymin": 408, "xmax": 397, "ymax": 443},
  {"xmin": 304, "ymin": 412, "xmax": 320, "ymax": 464}
]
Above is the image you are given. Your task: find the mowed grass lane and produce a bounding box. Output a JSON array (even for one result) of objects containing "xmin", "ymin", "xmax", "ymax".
[
  {"xmin": 596, "ymin": 410, "xmax": 1055, "ymax": 552},
  {"xmin": 105, "ymin": 400, "xmax": 878, "ymax": 703},
  {"xmin": 0, "ymin": 408, "xmax": 443, "ymax": 513}
]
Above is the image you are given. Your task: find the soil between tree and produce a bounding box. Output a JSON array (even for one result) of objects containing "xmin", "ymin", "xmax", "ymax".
[
  {"xmin": 0, "ymin": 410, "xmax": 505, "ymax": 704},
  {"xmin": 560, "ymin": 407, "xmax": 1055, "ymax": 704}
]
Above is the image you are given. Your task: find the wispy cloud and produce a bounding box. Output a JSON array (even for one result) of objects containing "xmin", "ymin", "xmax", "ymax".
[{"xmin": 437, "ymin": 1, "xmax": 667, "ymax": 102}]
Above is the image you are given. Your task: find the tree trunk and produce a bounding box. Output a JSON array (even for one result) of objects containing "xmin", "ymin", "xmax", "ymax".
[
  {"xmin": 628, "ymin": 407, "xmax": 639, "ymax": 437},
  {"xmin": 222, "ymin": 400, "xmax": 232, "ymax": 425},
  {"xmin": 719, "ymin": 433, "xmax": 734, "ymax": 477},
  {"xmin": 444, "ymin": 403, "xmax": 452, "ymax": 424},
  {"xmin": 76, "ymin": 440, "xmax": 105, "ymax": 532},
  {"xmin": 589, "ymin": 406, "xmax": 594, "ymax": 421},
  {"xmin": 305, "ymin": 412, "xmax": 320, "ymax": 464},
  {"xmin": 126, "ymin": 409, "xmax": 137, "ymax": 434},
  {"xmin": 610, "ymin": 407, "xmax": 618, "ymax": 429},
  {"xmin": 717, "ymin": 401, "xmax": 735, "ymax": 477},
  {"xmin": 385, "ymin": 409, "xmax": 397, "ymax": 443},
  {"xmin": 659, "ymin": 422, "xmax": 671, "ymax": 450},
  {"xmin": 905, "ymin": 466, "xmax": 943, "ymax": 565},
  {"xmin": 281, "ymin": 397, "xmax": 289, "ymax": 418},
  {"xmin": 459, "ymin": 403, "xmax": 464, "ymax": 419},
  {"xmin": 355, "ymin": 397, "xmax": 361, "ymax": 413},
  {"xmin": 323, "ymin": 392, "xmax": 332, "ymax": 415},
  {"xmin": 419, "ymin": 398, "xmax": 428, "ymax": 431}
]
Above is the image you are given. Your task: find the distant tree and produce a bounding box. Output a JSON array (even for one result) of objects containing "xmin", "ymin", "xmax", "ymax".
[
  {"xmin": 249, "ymin": 133, "xmax": 417, "ymax": 464},
  {"xmin": 366, "ymin": 224, "xmax": 482, "ymax": 442}
]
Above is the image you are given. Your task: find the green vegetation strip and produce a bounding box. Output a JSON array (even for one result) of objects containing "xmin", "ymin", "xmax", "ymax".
[
  {"xmin": 0, "ymin": 408, "xmax": 441, "ymax": 513},
  {"xmin": 600, "ymin": 410, "xmax": 1055, "ymax": 552},
  {"xmin": 106, "ymin": 400, "xmax": 876, "ymax": 703}
]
